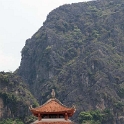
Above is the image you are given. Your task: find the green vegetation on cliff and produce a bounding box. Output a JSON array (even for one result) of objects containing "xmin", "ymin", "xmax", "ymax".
[
  {"xmin": 0, "ymin": 72, "xmax": 39, "ymax": 123},
  {"xmin": 17, "ymin": 0, "xmax": 124, "ymax": 123}
]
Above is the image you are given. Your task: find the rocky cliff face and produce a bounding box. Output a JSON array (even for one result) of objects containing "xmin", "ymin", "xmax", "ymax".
[
  {"xmin": 0, "ymin": 72, "xmax": 38, "ymax": 123},
  {"xmin": 18, "ymin": 0, "xmax": 124, "ymax": 123}
]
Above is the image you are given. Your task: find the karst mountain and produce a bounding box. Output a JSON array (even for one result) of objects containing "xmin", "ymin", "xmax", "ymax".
[{"xmin": 0, "ymin": 0, "xmax": 124, "ymax": 123}]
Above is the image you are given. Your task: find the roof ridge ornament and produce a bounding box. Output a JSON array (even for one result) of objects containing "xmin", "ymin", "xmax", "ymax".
[{"xmin": 51, "ymin": 89, "xmax": 55, "ymax": 98}]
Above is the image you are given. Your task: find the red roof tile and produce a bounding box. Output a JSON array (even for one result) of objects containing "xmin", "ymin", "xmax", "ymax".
[{"xmin": 30, "ymin": 98, "xmax": 75, "ymax": 115}]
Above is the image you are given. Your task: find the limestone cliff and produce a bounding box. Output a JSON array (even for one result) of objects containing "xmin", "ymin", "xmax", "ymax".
[
  {"xmin": 17, "ymin": 0, "xmax": 124, "ymax": 123},
  {"xmin": 0, "ymin": 72, "xmax": 38, "ymax": 123}
]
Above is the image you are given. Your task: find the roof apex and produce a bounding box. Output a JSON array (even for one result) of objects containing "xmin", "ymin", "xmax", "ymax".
[{"xmin": 29, "ymin": 90, "xmax": 76, "ymax": 116}]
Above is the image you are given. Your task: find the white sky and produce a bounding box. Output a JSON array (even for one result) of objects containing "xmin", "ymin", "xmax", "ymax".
[{"xmin": 0, "ymin": 0, "xmax": 91, "ymax": 72}]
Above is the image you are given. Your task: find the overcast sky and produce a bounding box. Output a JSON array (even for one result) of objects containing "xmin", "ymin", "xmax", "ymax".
[{"xmin": 0, "ymin": 0, "xmax": 92, "ymax": 72}]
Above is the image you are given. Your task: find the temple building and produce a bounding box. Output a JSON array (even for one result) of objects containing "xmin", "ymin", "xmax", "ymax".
[{"xmin": 29, "ymin": 89, "xmax": 76, "ymax": 124}]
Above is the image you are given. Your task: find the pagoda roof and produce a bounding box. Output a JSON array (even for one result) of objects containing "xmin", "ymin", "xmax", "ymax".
[{"xmin": 30, "ymin": 98, "xmax": 75, "ymax": 115}]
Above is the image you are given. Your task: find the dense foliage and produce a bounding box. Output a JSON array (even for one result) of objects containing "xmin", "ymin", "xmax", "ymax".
[
  {"xmin": 78, "ymin": 109, "xmax": 114, "ymax": 124},
  {"xmin": 0, "ymin": 119, "xmax": 24, "ymax": 124}
]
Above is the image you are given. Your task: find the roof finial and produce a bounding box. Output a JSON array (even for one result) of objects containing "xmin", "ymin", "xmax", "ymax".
[{"xmin": 51, "ymin": 89, "xmax": 55, "ymax": 98}]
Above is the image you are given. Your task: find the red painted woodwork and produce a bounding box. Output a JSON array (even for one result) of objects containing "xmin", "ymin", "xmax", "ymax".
[{"xmin": 29, "ymin": 90, "xmax": 76, "ymax": 124}]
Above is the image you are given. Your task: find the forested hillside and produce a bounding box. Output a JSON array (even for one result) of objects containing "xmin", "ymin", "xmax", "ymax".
[
  {"xmin": 0, "ymin": 72, "xmax": 38, "ymax": 124},
  {"xmin": 1, "ymin": 0, "xmax": 124, "ymax": 123}
]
